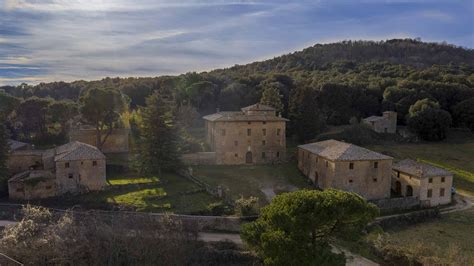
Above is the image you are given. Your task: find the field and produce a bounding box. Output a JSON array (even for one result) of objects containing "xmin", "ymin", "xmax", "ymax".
[
  {"xmin": 367, "ymin": 131, "xmax": 474, "ymax": 196},
  {"xmin": 192, "ymin": 163, "xmax": 311, "ymax": 206},
  {"xmin": 67, "ymin": 172, "xmax": 220, "ymax": 214}
]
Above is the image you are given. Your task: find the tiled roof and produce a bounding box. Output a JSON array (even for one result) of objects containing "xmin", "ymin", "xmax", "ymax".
[
  {"xmin": 203, "ymin": 111, "xmax": 288, "ymax": 122},
  {"xmin": 9, "ymin": 170, "xmax": 55, "ymax": 183},
  {"xmin": 241, "ymin": 103, "xmax": 275, "ymax": 112},
  {"xmin": 393, "ymin": 159, "xmax": 452, "ymax": 178},
  {"xmin": 53, "ymin": 141, "xmax": 105, "ymax": 162},
  {"xmin": 298, "ymin": 139, "xmax": 393, "ymax": 161},
  {"xmin": 363, "ymin": 116, "xmax": 385, "ymax": 122},
  {"xmin": 8, "ymin": 139, "xmax": 29, "ymax": 151}
]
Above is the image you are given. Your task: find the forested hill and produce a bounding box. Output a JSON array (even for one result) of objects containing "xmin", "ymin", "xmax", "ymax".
[
  {"xmin": 213, "ymin": 39, "xmax": 474, "ymax": 75},
  {"xmin": 1, "ymin": 39, "xmax": 474, "ymax": 144}
]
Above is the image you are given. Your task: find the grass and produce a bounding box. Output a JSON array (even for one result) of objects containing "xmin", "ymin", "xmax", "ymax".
[
  {"xmin": 386, "ymin": 208, "xmax": 474, "ymax": 261},
  {"xmin": 75, "ymin": 172, "xmax": 220, "ymax": 214},
  {"xmin": 367, "ymin": 131, "xmax": 474, "ymax": 196},
  {"xmin": 193, "ymin": 162, "xmax": 311, "ymax": 206}
]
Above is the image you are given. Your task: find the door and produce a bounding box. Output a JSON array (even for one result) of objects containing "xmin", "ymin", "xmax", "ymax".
[
  {"xmin": 245, "ymin": 152, "xmax": 253, "ymax": 164},
  {"xmin": 395, "ymin": 181, "xmax": 401, "ymax": 195},
  {"xmin": 314, "ymin": 171, "xmax": 319, "ymax": 187},
  {"xmin": 406, "ymin": 185, "xmax": 413, "ymax": 197}
]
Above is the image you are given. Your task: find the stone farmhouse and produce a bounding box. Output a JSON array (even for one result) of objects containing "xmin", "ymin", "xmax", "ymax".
[
  {"xmin": 8, "ymin": 141, "xmax": 107, "ymax": 200},
  {"xmin": 363, "ymin": 111, "xmax": 397, "ymax": 133},
  {"xmin": 297, "ymin": 139, "xmax": 393, "ymax": 200},
  {"xmin": 203, "ymin": 104, "xmax": 288, "ymax": 165},
  {"xmin": 392, "ymin": 159, "xmax": 453, "ymax": 206}
]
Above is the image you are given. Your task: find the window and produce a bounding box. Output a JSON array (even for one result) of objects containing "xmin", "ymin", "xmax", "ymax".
[
  {"xmin": 373, "ymin": 178, "xmax": 378, "ymax": 182},
  {"xmin": 440, "ymin": 188, "xmax": 445, "ymax": 197},
  {"xmin": 427, "ymin": 189, "xmax": 433, "ymax": 198},
  {"xmin": 276, "ymin": 129, "xmax": 281, "ymax": 136},
  {"xmin": 81, "ymin": 161, "xmax": 84, "ymax": 165},
  {"xmin": 247, "ymin": 129, "xmax": 251, "ymax": 136},
  {"xmin": 262, "ymin": 140, "xmax": 266, "ymax": 146},
  {"xmin": 262, "ymin": 152, "xmax": 266, "ymax": 159},
  {"xmin": 68, "ymin": 173, "xmax": 74, "ymax": 179},
  {"xmin": 65, "ymin": 162, "xmax": 70, "ymax": 168},
  {"xmin": 397, "ymin": 171, "xmax": 400, "ymax": 178},
  {"xmin": 45, "ymin": 185, "xmax": 52, "ymax": 190},
  {"xmin": 93, "ymin": 161, "xmax": 97, "ymax": 166},
  {"xmin": 262, "ymin": 129, "xmax": 266, "ymax": 136},
  {"xmin": 441, "ymin": 177, "xmax": 445, "ymax": 183},
  {"xmin": 234, "ymin": 153, "xmax": 238, "ymax": 157},
  {"xmin": 315, "ymin": 157, "xmax": 318, "ymax": 163},
  {"xmin": 349, "ymin": 163, "xmax": 354, "ymax": 169},
  {"xmin": 349, "ymin": 179, "xmax": 353, "ymax": 183},
  {"xmin": 428, "ymin": 178, "xmax": 433, "ymax": 183},
  {"xmin": 248, "ymin": 121, "xmax": 251, "ymax": 125},
  {"xmin": 325, "ymin": 161, "xmax": 328, "ymax": 167},
  {"xmin": 234, "ymin": 141, "xmax": 238, "ymax": 146},
  {"xmin": 276, "ymin": 152, "xmax": 280, "ymax": 158},
  {"xmin": 263, "ymin": 121, "xmax": 266, "ymax": 125},
  {"xmin": 221, "ymin": 129, "xmax": 226, "ymax": 136},
  {"xmin": 374, "ymin": 162, "xmax": 378, "ymax": 169},
  {"xmin": 16, "ymin": 188, "xmax": 24, "ymax": 192}
]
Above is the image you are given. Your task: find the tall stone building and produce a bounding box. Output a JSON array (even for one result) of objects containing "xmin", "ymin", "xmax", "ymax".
[
  {"xmin": 8, "ymin": 141, "xmax": 107, "ymax": 200},
  {"xmin": 203, "ymin": 104, "xmax": 288, "ymax": 165},
  {"xmin": 392, "ymin": 159, "xmax": 453, "ymax": 206},
  {"xmin": 298, "ymin": 139, "xmax": 393, "ymax": 200},
  {"xmin": 363, "ymin": 111, "xmax": 397, "ymax": 133}
]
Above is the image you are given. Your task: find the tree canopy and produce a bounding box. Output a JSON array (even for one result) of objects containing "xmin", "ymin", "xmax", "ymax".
[
  {"xmin": 407, "ymin": 99, "xmax": 452, "ymax": 141},
  {"xmin": 241, "ymin": 189, "xmax": 379, "ymax": 265}
]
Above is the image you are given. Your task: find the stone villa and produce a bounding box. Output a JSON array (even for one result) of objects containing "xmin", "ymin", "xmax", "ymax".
[
  {"xmin": 297, "ymin": 139, "xmax": 393, "ymax": 200},
  {"xmin": 8, "ymin": 141, "xmax": 107, "ymax": 200},
  {"xmin": 392, "ymin": 159, "xmax": 453, "ymax": 206},
  {"xmin": 203, "ymin": 104, "xmax": 288, "ymax": 165},
  {"xmin": 363, "ymin": 111, "xmax": 397, "ymax": 133}
]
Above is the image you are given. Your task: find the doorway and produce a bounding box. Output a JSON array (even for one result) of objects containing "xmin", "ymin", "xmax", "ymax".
[
  {"xmin": 406, "ymin": 185, "xmax": 413, "ymax": 197},
  {"xmin": 245, "ymin": 152, "xmax": 253, "ymax": 164}
]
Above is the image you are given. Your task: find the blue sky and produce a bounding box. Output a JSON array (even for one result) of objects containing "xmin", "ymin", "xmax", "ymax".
[{"xmin": 0, "ymin": 0, "xmax": 473, "ymax": 85}]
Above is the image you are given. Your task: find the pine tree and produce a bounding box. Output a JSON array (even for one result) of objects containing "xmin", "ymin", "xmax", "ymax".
[
  {"xmin": 139, "ymin": 92, "xmax": 181, "ymax": 175},
  {"xmin": 0, "ymin": 119, "xmax": 9, "ymax": 195},
  {"xmin": 260, "ymin": 86, "xmax": 284, "ymax": 113}
]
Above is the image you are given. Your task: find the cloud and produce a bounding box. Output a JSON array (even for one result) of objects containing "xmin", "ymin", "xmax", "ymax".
[{"xmin": 0, "ymin": 0, "xmax": 472, "ymax": 85}]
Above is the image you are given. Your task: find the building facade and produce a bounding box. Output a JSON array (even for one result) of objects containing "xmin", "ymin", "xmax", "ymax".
[
  {"xmin": 7, "ymin": 141, "xmax": 107, "ymax": 200},
  {"xmin": 392, "ymin": 159, "xmax": 453, "ymax": 206},
  {"xmin": 363, "ymin": 111, "xmax": 397, "ymax": 133},
  {"xmin": 298, "ymin": 139, "xmax": 393, "ymax": 200},
  {"xmin": 203, "ymin": 104, "xmax": 287, "ymax": 165}
]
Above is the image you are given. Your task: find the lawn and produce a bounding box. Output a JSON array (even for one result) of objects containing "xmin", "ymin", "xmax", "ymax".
[
  {"xmin": 367, "ymin": 131, "xmax": 474, "ymax": 196},
  {"xmin": 75, "ymin": 172, "xmax": 220, "ymax": 214},
  {"xmin": 192, "ymin": 163, "xmax": 311, "ymax": 206},
  {"xmin": 386, "ymin": 208, "xmax": 474, "ymax": 261}
]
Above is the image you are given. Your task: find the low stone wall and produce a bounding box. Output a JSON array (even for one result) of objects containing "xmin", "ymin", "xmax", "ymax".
[
  {"xmin": 370, "ymin": 197, "xmax": 421, "ymax": 211},
  {"xmin": 373, "ymin": 208, "xmax": 440, "ymax": 230},
  {"xmin": 181, "ymin": 152, "xmax": 216, "ymax": 165}
]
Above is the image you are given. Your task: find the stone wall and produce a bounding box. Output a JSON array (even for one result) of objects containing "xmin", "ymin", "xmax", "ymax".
[
  {"xmin": 181, "ymin": 152, "xmax": 217, "ymax": 165},
  {"xmin": 55, "ymin": 158, "xmax": 107, "ymax": 194},
  {"xmin": 69, "ymin": 128, "xmax": 130, "ymax": 154},
  {"xmin": 8, "ymin": 171, "xmax": 57, "ymax": 200},
  {"xmin": 370, "ymin": 197, "xmax": 421, "ymax": 211},
  {"xmin": 7, "ymin": 150, "xmax": 45, "ymax": 175},
  {"xmin": 207, "ymin": 120, "xmax": 286, "ymax": 165}
]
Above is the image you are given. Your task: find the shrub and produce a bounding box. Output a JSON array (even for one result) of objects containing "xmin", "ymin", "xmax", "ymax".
[
  {"xmin": 206, "ymin": 202, "xmax": 234, "ymax": 216},
  {"xmin": 235, "ymin": 196, "xmax": 259, "ymax": 216}
]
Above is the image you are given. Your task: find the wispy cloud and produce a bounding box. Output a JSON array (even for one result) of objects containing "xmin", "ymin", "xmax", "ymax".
[{"xmin": 0, "ymin": 0, "xmax": 472, "ymax": 85}]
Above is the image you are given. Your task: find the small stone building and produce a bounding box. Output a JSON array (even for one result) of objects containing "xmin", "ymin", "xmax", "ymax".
[
  {"xmin": 298, "ymin": 139, "xmax": 393, "ymax": 200},
  {"xmin": 392, "ymin": 159, "xmax": 453, "ymax": 206},
  {"xmin": 7, "ymin": 141, "xmax": 107, "ymax": 200},
  {"xmin": 203, "ymin": 104, "xmax": 288, "ymax": 165},
  {"xmin": 363, "ymin": 111, "xmax": 397, "ymax": 133}
]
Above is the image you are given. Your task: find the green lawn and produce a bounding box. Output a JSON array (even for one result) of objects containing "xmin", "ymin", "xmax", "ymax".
[
  {"xmin": 76, "ymin": 172, "xmax": 220, "ymax": 214},
  {"xmin": 386, "ymin": 208, "xmax": 474, "ymax": 261},
  {"xmin": 193, "ymin": 163, "xmax": 311, "ymax": 206},
  {"xmin": 367, "ymin": 132, "xmax": 474, "ymax": 196}
]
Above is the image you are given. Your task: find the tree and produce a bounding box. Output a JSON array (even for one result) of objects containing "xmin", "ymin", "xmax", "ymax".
[
  {"xmin": 407, "ymin": 98, "xmax": 452, "ymax": 141},
  {"xmin": 288, "ymin": 87, "xmax": 326, "ymax": 141},
  {"xmin": 139, "ymin": 92, "xmax": 181, "ymax": 175},
  {"xmin": 48, "ymin": 100, "xmax": 78, "ymax": 137},
  {"xmin": 260, "ymin": 86, "xmax": 284, "ymax": 113},
  {"xmin": 0, "ymin": 119, "xmax": 8, "ymax": 195},
  {"xmin": 0, "ymin": 91, "xmax": 20, "ymax": 119},
  {"xmin": 241, "ymin": 189, "xmax": 378, "ymax": 265},
  {"xmin": 453, "ymin": 98, "xmax": 474, "ymax": 132},
  {"xmin": 14, "ymin": 97, "xmax": 52, "ymax": 142},
  {"xmin": 80, "ymin": 88, "xmax": 128, "ymax": 150}
]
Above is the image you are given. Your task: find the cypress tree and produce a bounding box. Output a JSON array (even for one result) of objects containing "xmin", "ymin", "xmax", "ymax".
[
  {"xmin": 0, "ymin": 120, "xmax": 9, "ymax": 194},
  {"xmin": 139, "ymin": 92, "xmax": 181, "ymax": 175}
]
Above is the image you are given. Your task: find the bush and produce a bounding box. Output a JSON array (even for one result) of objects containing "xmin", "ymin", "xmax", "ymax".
[
  {"xmin": 235, "ymin": 196, "xmax": 259, "ymax": 216},
  {"xmin": 206, "ymin": 202, "xmax": 234, "ymax": 216}
]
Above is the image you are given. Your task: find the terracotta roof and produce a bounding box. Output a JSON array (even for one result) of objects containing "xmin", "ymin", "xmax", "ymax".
[
  {"xmin": 363, "ymin": 116, "xmax": 385, "ymax": 122},
  {"xmin": 53, "ymin": 141, "xmax": 105, "ymax": 162},
  {"xmin": 241, "ymin": 103, "xmax": 275, "ymax": 112},
  {"xmin": 8, "ymin": 139, "xmax": 29, "ymax": 151},
  {"xmin": 298, "ymin": 139, "xmax": 393, "ymax": 161},
  {"xmin": 9, "ymin": 170, "xmax": 55, "ymax": 183},
  {"xmin": 393, "ymin": 159, "xmax": 452, "ymax": 178}
]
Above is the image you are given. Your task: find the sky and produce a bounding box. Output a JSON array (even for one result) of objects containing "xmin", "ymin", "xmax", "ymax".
[{"xmin": 0, "ymin": 0, "xmax": 473, "ymax": 86}]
